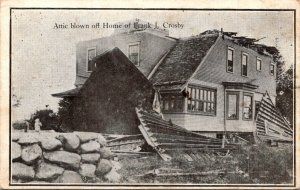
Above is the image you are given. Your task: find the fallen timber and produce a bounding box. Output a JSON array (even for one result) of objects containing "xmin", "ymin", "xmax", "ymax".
[
  {"xmin": 255, "ymin": 92, "xmax": 293, "ymax": 144},
  {"xmin": 136, "ymin": 108, "xmax": 238, "ymax": 161}
]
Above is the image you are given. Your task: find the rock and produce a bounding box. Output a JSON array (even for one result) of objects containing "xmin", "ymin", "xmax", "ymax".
[
  {"xmin": 111, "ymin": 160, "xmax": 122, "ymax": 171},
  {"xmin": 40, "ymin": 137, "xmax": 62, "ymax": 150},
  {"xmin": 21, "ymin": 144, "xmax": 42, "ymax": 164},
  {"xmin": 18, "ymin": 133, "xmax": 39, "ymax": 145},
  {"xmin": 12, "ymin": 132, "xmax": 21, "ymax": 142},
  {"xmin": 57, "ymin": 170, "xmax": 83, "ymax": 183},
  {"xmin": 95, "ymin": 159, "xmax": 112, "ymax": 177},
  {"xmin": 43, "ymin": 150, "xmax": 81, "ymax": 170},
  {"xmin": 36, "ymin": 162, "xmax": 64, "ymax": 180},
  {"xmin": 99, "ymin": 147, "xmax": 114, "ymax": 159},
  {"xmin": 81, "ymin": 153, "xmax": 100, "ymax": 164},
  {"xmin": 80, "ymin": 141, "xmax": 100, "ymax": 153},
  {"xmin": 12, "ymin": 142, "xmax": 21, "ymax": 161},
  {"xmin": 74, "ymin": 132, "xmax": 99, "ymax": 143},
  {"xmin": 57, "ymin": 134, "xmax": 80, "ymax": 152},
  {"xmin": 97, "ymin": 134, "xmax": 107, "ymax": 147},
  {"xmin": 12, "ymin": 162, "xmax": 35, "ymax": 180},
  {"xmin": 103, "ymin": 168, "xmax": 121, "ymax": 183},
  {"xmin": 79, "ymin": 164, "xmax": 96, "ymax": 178}
]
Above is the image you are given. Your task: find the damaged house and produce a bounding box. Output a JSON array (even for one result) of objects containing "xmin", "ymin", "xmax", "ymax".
[{"xmin": 53, "ymin": 19, "xmax": 292, "ymax": 144}]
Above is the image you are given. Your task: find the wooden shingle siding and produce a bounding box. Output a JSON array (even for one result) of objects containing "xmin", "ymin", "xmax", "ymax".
[
  {"xmin": 75, "ymin": 32, "xmax": 176, "ymax": 86},
  {"xmin": 192, "ymin": 38, "xmax": 277, "ymax": 97}
]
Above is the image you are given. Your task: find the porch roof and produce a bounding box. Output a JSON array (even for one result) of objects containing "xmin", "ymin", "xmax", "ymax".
[
  {"xmin": 222, "ymin": 82, "xmax": 258, "ymax": 90},
  {"xmin": 52, "ymin": 87, "xmax": 81, "ymax": 98}
]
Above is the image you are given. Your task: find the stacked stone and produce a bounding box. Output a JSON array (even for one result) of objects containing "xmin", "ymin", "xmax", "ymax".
[{"xmin": 11, "ymin": 131, "xmax": 122, "ymax": 183}]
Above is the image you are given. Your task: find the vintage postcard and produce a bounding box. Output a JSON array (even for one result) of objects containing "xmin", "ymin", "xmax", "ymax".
[{"xmin": 0, "ymin": 0, "xmax": 299, "ymax": 189}]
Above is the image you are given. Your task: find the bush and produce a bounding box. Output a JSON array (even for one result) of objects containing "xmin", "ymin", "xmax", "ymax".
[{"xmin": 29, "ymin": 109, "xmax": 59, "ymax": 131}]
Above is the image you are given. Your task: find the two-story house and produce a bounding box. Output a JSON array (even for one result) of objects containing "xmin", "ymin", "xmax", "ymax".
[
  {"xmin": 149, "ymin": 30, "xmax": 291, "ymax": 140},
  {"xmin": 53, "ymin": 20, "xmax": 292, "ymax": 141}
]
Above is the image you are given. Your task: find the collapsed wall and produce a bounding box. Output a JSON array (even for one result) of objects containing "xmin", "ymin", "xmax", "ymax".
[{"xmin": 11, "ymin": 131, "xmax": 122, "ymax": 183}]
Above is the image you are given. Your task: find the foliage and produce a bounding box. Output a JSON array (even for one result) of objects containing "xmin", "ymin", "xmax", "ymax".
[
  {"xmin": 119, "ymin": 143, "xmax": 293, "ymax": 184},
  {"xmin": 28, "ymin": 109, "xmax": 59, "ymax": 130},
  {"xmin": 276, "ymin": 65, "xmax": 293, "ymax": 127},
  {"xmin": 56, "ymin": 97, "xmax": 75, "ymax": 132}
]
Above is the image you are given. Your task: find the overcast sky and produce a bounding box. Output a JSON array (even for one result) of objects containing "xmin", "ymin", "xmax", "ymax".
[{"xmin": 11, "ymin": 10, "xmax": 294, "ymax": 121}]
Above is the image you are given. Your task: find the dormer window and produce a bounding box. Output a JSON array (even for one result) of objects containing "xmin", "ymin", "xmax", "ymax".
[
  {"xmin": 129, "ymin": 42, "xmax": 140, "ymax": 66},
  {"xmin": 256, "ymin": 58, "xmax": 262, "ymax": 71},
  {"xmin": 241, "ymin": 53, "xmax": 248, "ymax": 76},
  {"xmin": 87, "ymin": 48, "xmax": 96, "ymax": 72},
  {"xmin": 227, "ymin": 47, "xmax": 234, "ymax": 73}
]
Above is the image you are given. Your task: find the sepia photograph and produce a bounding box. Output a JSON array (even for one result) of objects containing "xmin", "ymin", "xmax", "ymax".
[{"xmin": 3, "ymin": 5, "xmax": 297, "ymax": 189}]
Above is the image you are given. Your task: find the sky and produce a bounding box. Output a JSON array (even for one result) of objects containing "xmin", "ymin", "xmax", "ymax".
[{"xmin": 11, "ymin": 10, "xmax": 294, "ymax": 122}]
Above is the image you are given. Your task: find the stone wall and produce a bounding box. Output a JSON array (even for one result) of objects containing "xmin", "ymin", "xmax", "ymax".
[{"xmin": 11, "ymin": 131, "xmax": 122, "ymax": 183}]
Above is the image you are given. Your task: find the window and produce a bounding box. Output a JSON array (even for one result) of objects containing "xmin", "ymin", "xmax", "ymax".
[
  {"xmin": 187, "ymin": 86, "xmax": 216, "ymax": 115},
  {"xmin": 87, "ymin": 48, "xmax": 96, "ymax": 72},
  {"xmin": 241, "ymin": 53, "xmax": 248, "ymax": 76},
  {"xmin": 256, "ymin": 58, "xmax": 262, "ymax": 71},
  {"xmin": 226, "ymin": 91, "xmax": 239, "ymax": 120},
  {"xmin": 227, "ymin": 48, "xmax": 234, "ymax": 73},
  {"xmin": 243, "ymin": 94, "xmax": 253, "ymax": 120},
  {"xmin": 270, "ymin": 63, "xmax": 275, "ymax": 76},
  {"xmin": 129, "ymin": 43, "xmax": 140, "ymax": 66},
  {"xmin": 161, "ymin": 93, "xmax": 184, "ymax": 112}
]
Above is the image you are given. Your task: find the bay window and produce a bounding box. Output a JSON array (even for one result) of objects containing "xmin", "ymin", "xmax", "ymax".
[
  {"xmin": 187, "ymin": 86, "xmax": 216, "ymax": 115},
  {"xmin": 226, "ymin": 91, "xmax": 239, "ymax": 120},
  {"xmin": 243, "ymin": 93, "xmax": 253, "ymax": 120}
]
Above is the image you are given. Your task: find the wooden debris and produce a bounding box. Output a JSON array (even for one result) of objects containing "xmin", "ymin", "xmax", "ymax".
[{"xmin": 136, "ymin": 108, "xmax": 237, "ymax": 161}]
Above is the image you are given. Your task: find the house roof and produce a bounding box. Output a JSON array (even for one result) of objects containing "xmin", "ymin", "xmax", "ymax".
[
  {"xmin": 52, "ymin": 87, "xmax": 81, "ymax": 98},
  {"xmin": 150, "ymin": 34, "xmax": 219, "ymax": 85}
]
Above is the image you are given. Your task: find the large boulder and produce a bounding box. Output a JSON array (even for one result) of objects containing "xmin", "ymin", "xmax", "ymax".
[
  {"xmin": 74, "ymin": 132, "xmax": 99, "ymax": 143},
  {"xmin": 97, "ymin": 134, "xmax": 107, "ymax": 147},
  {"xmin": 111, "ymin": 160, "xmax": 122, "ymax": 171},
  {"xmin": 40, "ymin": 137, "xmax": 62, "ymax": 150},
  {"xmin": 57, "ymin": 170, "xmax": 83, "ymax": 183},
  {"xmin": 18, "ymin": 133, "xmax": 39, "ymax": 145},
  {"xmin": 99, "ymin": 147, "xmax": 114, "ymax": 159},
  {"xmin": 95, "ymin": 159, "xmax": 112, "ymax": 177},
  {"xmin": 12, "ymin": 142, "xmax": 21, "ymax": 161},
  {"xmin": 21, "ymin": 144, "xmax": 42, "ymax": 164},
  {"xmin": 81, "ymin": 153, "xmax": 100, "ymax": 164},
  {"xmin": 80, "ymin": 141, "xmax": 100, "ymax": 153},
  {"xmin": 36, "ymin": 162, "xmax": 64, "ymax": 180},
  {"xmin": 12, "ymin": 132, "xmax": 21, "ymax": 142},
  {"xmin": 103, "ymin": 168, "xmax": 121, "ymax": 183},
  {"xmin": 57, "ymin": 134, "xmax": 80, "ymax": 152},
  {"xmin": 12, "ymin": 162, "xmax": 35, "ymax": 180},
  {"xmin": 79, "ymin": 164, "xmax": 96, "ymax": 178},
  {"xmin": 43, "ymin": 151, "xmax": 81, "ymax": 170}
]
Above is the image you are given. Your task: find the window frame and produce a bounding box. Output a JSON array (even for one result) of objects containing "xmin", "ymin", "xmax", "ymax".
[
  {"xmin": 160, "ymin": 91, "xmax": 184, "ymax": 113},
  {"xmin": 128, "ymin": 42, "xmax": 140, "ymax": 66},
  {"xmin": 187, "ymin": 85, "xmax": 217, "ymax": 116},
  {"xmin": 226, "ymin": 91, "xmax": 239, "ymax": 120},
  {"xmin": 270, "ymin": 62, "xmax": 275, "ymax": 76},
  {"xmin": 241, "ymin": 52, "xmax": 248, "ymax": 77},
  {"xmin": 256, "ymin": 57, "xmax": 262, "ymax": 71},
  {"xmin": 86, "ymin": 47, "xmax": 97, "ymax": 72},
  {"xmin": 242, "ymin": 92, "xmax": 254, "ymax": 121},
  {"xmin": 226, "ymin": 47, "xmax": 234, "ymax": 73}
]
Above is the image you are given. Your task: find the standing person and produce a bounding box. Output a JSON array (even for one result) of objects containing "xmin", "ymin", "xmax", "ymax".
[
  {"xmin": 34, "ymin": 118, "xmax": 42, "ymax": 132},
  {"xmin": 24, "ymin": 120, "xmax": 30, "ymax": 132}
]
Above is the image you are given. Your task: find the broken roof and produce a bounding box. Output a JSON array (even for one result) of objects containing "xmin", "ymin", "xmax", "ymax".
[
  {"xmin": 136, "ymin": 108, "xmax": 237, "ymax": 161},
  {"xmin": 150, "ymin": 34, "xmax": 219, "ymax": 85}
]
